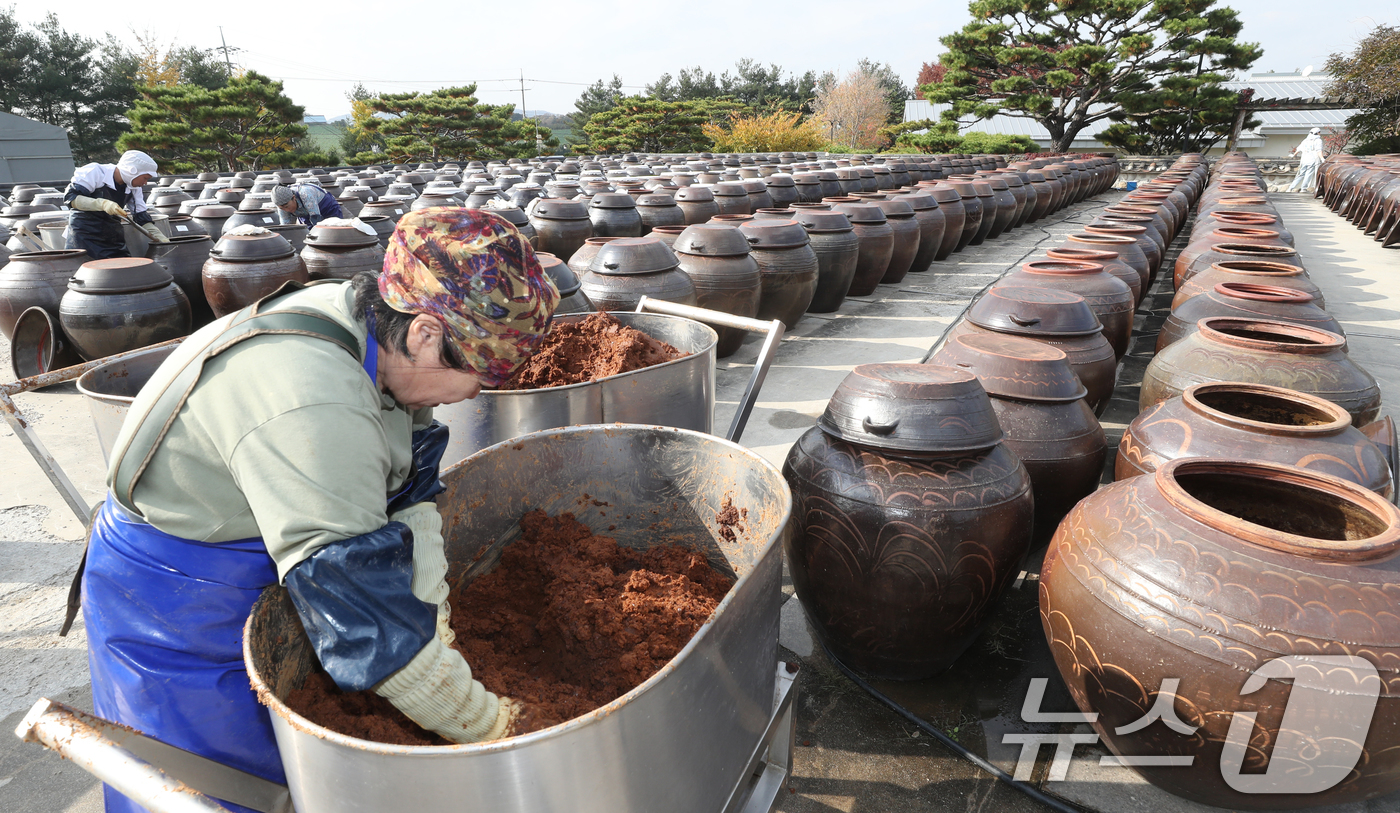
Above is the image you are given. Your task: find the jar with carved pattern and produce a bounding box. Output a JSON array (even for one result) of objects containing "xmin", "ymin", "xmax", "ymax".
[
  {"xmin": 783, "ymin": 363, "xmax": 1034, "ymax": 680},
  {"xmin": 1041, "ymin": 458, "xmax": 1400, "ymax": 809}
]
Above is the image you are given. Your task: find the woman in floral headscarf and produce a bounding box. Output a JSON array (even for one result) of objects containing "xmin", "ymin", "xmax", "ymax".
[{"xmin": 79, "ymin": 209, "xmax": 558, "ymax": 813}]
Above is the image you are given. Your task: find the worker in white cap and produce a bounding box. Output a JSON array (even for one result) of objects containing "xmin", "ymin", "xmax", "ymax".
[
  {"xmin": 1287, "ymin": 127, "xmax": 1326, "ymax": 193},
  {"xmin": 63, "ymin": 149, "xmax": 169, "ymax": 258}
]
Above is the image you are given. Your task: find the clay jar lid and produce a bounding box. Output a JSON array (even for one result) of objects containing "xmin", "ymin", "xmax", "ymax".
[
  {"xmin": 738, "ymin": 220, "xmax": 809, "ymax": 249},
  {"xmin": 874, "ymin": 198, "xmax": 915, "ymax": 219},
  {"xmin": 971, "ymin": 182, "xmax": 993, "ymax": 197},
  {"xmin": 712, "ymin": 182, "xmax": 748, "ymax": 197},
  {"xmin": 211, "ymin": 230, "xmax": 296, "ymax": 261},
  {"xmin": 741, "ymin": 180, "xmax": 768, "ymax": 193},
  {"xmin": 589, "ymin": 192, "xmax": 637, "ymax": 209},
  {"xmin": 831, "ymin": 202, "xmax": 887, "ymax": 224},
  {"xmin": 673, "ymin": 224, "xmax": 752, "ymax": 257},
  {"xmin": 532, "ymin": 200, "xmax": 590, "ymax": 220},
  {"xmin": 923, "ymin": 184, "xmax": 962, "ymax": 204},
  {"xmin": 967, "ymin": 286, "xmax": 1103, "ymax": 337},
  {"xmin": 946, "ymin": 181, "xmax": 977, "ymax": 198},
  {"xmin": 636, "ymin": 193, "xmax": 676, "ymax": 206},
  {"xmin": 931, "ymin": 332, "xmax": 1087, "ymax": 403},
  {"xmin": 589, "ymin": 236, "xmax": 679, "ymax": 275},
  {"xmin": 305, "ymin": 223, "xmax": 378, "ymax": 248},
  {"xmin": 68, "ymin": 257, "xmax": 173, "ymax": 294},
  {"xmin": 192, "ymin": 204, "xmax": 236, "ymax": 218},
  {"xmin": 674, "ymin": 186, "xmax": 715, "ymax": 202},
  {"xmin": 819, "ymin": 362, "xmax": 1003, "ymax": 454},
  {"xmin": 535, "ymin": 252, "xmax": 581, "ymax": 296},
  {"xmin": 1196, "ymin": 317, "xmax": 1346, "ymax": 355},
  {"xmin": 765, "ymin": 174, "xmax": 795, "ymax": 188},
  {"xmin": 789, "ymin": 210, "xmax": 853, "ymax": 233}
]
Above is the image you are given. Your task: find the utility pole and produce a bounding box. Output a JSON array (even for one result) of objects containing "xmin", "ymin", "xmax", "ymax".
[
  {"xmin": 218, "ymin": 27, "xmax": 235, "ymax": 78},
  {"xmin": 521, "ymin": 70, "xmax": 540, "ymax": 156}
]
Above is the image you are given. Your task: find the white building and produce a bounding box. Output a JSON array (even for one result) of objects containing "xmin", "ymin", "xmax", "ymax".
[{"xmin": 903, "ymin": 72, "xmax": 1354, "ymax": 157}]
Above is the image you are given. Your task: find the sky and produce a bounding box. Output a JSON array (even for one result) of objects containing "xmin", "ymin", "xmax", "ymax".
[{"xmin": 15, "ymin": 0, "xmax": 1399, "ymax": 120}]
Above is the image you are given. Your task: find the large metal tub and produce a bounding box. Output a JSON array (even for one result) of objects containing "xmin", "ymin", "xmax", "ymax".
[
  {"xmin": 246, "ymin": 425, "xmax": 791, "ymax": 813},
  {"xmin": 434, "ymin": 311, "xmax": 718, "ymax": 466},
  {"xmin": 75, "ymin": 343, "xmax": 180, "ymax": 463}
]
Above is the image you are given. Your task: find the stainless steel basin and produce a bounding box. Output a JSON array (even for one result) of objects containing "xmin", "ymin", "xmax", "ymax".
[
  {"xmin": 75, "ymin": 343, "xmax": 180, "ymax": 463},
  {"xmin": 245, "ymin": 424, "xmax": 792, "ymax": 813},
  {"xmin": 433, "ymin": 311, "xmax": 718, "ymax": 467}
]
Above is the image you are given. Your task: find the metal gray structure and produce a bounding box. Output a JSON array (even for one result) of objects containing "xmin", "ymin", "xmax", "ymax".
[{"xmin": 0, "ymin": 111, "xmax": 74, "ymax": 184}]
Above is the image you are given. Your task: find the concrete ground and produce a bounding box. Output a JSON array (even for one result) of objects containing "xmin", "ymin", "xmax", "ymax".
[{"xmin": 1, "ymin": 187, "xmax": 1396, "ymax": 812}]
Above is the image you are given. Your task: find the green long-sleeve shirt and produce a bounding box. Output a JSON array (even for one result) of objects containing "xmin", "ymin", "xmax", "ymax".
[{"xmin": 108, "ymin": 282, "xmax": 431, "ymax": 580}]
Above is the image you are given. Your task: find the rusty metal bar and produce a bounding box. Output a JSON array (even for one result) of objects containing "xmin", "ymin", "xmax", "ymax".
[
  {"xmin": 1, "ymin": 336, "xmax": 185, "ymax": 397},
  {"xmin": 16, "ymin": 698, "xmax": 240, "ymax": 813}
]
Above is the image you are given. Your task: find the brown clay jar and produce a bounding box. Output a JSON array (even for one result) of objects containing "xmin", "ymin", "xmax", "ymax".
[
  {"xmin": 929, "ymin": 333, "xmax": 1106, "ymax": 540},
  {"xmin": 671, "ymin": 225, "xmax": 760, "ymax": 357},
  {"xmin": 1173, "ymin": 260, "xmax": 1325, "ymax": 309},
  {"xmin": 1175, "ymin": 228, "xmax": 1293, "ymax": 285},
  {"xmin": 947, "ymin": 181, "xmax": 984, "ymax": 251},
  {"xmin": 1141, "ymin": 318, "xmax": 1382, "ymax": 425},
  {"xmin": 529, "ymin": 199, "xmax": 594, "ymax": 264},
  {"xmin": 888, "ymin": 191, "xmax": 946, "ymax": 274},
  {"xmin": 995, "ymin": 259, "xmax": 1135, "ymax": 360},
  {"xmin": 202, "ymin": 232, "xmax": 308, "ymax": 318},
  {"xmin": 1176, "ymin": 242, "xmax": 1304, "ymax": 289},
  {"xmin": 777, "ymin": 209, "xmax": 858, "ymax": 314},
  {"xmin": 1117, "ymin": 382, "xmax": 1392, "ymax": 498},
  {"xmin": 567, "ymin": 237, "xmax": 624, "ymax": 280},
  {"xmin": 981, "ymin": 176, "xmax": 1017, "ymax": 239},
  {"xmin": 1158, "ymin": 282, "xmax": 1342, "ymax": 351},
  {"xmin": 783, "ymin": 363, "xmax": 1034, "ymax": 680},
  {"xmin": 1041, "ymin": 458, "xmax": 1400, "ymax": 809},
  {"xmin": 1059, "ymin": 232, "xmax": 1149, "ymax": 293},
  {"xmin": 1198, "ymin": 210, "xmax": 1295, "ymax": 245},
  {"xmin": 0, "ymin": 249, "xmax": 89, "ymax": 339},
  {"xmin": 968, "ymin": 182, "xmax": 996, "ymax": 245},
  {"xmin": 943, "ymin": 286, "xmax": 1117, "ymax": 416},
  {"xmin": 1084, "ymin": 221, "xmax": 1160, "ymax": 277},
  {"xmin": 1046, "ymin": 246, "xmax": 1141, "ymax": 306},
  {"xmin": 920, "ymin": 184, "xmax": 966, "ymax": 260},
  {"xmin": 832, "ymin": 203, "xmax": 894, "ymax": 297},
  {"xmin": 874, "ymin": 198, "xmax": 920, "ymax": 285}
]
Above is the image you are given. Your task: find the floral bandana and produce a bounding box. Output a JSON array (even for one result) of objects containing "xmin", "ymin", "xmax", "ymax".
[{"xmin": 379, "ymin": 208, "xmax": 559, "ymax": 386}]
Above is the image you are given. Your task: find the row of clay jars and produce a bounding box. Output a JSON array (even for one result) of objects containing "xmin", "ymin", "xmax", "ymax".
[
  {"xmin": 754, "ymin": 208, "xmax": 858, "ymax": 314},
  {"xmin": 994, "ymin": 259, "xmax": 1135, "ymax": 360},
  {"xmin": 670, "ymin": 225, "xmax": 760, "ymax": 357},
  {"xmin": 1158, "ymin": 281, "xmax": 1341, "ymax": 351}
]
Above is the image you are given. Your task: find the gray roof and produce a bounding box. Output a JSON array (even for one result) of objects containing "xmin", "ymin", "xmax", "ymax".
[
  {"xmin": 0, "ymin": 111, "xmax": 74, "ymax": 184},
  {"xmin": 1222, "ymin": 72, "xmax": 1348, "ymax": 108}
]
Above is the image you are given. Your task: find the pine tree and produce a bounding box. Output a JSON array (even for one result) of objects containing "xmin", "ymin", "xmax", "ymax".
[
  {"xmin": 355, "ymin": 85, "xmax": 552, "ymax": 163},
  {"xmin": 924, "ymin": 0, "xmax": 1261, "ymax": 152},
  {"xmin": 578, "ymin": 96, "xmax": 710, "ymax": 154},
  {"xmin": 119, "ymin": 70, "xmax": 307, "ymax": 172},
  {"xmin": 1327, "ymin": 25, "xmax": 1400, "ymax": 154}
]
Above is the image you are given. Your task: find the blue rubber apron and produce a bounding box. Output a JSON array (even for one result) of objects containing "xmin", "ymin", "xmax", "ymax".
[{"xmin": 83, "ymin": 329, "xmax": 381, "ymax": 813}]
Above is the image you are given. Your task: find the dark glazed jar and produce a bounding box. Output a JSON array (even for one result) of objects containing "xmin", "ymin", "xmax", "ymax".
[
  {"xmin": 742, "ymin": 179, "xmax": 773, "ymax": 212},
  {"xmin": 202, "ymin": 231, "xmax": 308, "ymax": 318},
  {"xmin": 1141, "ymin": 318, "xmax": 1382, "ymax": 425},
  {"xmin": 59, "ymin": 258, "xmax": 192, "ymax": 360},
  {"xmin": 672, "ymin": 224, "xmax": 761, "ymax": 358},
  {"xmin": 588, "ymin": 193, "xmax": 643, "ymax": 238},
  {"xmin": 929, "ymin": 333, "xmax": 1106, "ymax": 539},
  {"xmin": 831, "ymin": 203, "xmax": 893, "ymax": 297},
  {"xmin": 1158, "ymin": 282, "xmax": 1341, "ymax": 351},
  {"xmin": 783, "ymin": 210, "xmax": 859, "ymax": 314},
  {"xmin": 580, "ymin": 236, "xmax": 697, "ymax": 312},
  {"xmin": 534, "ymin": 252, "xmax": 594, "ymax": 315},
  {"xmin": 1041, "ymin": 458, "xmax": 1400, "ymax": 809},
  {"xmin": 567, "ymin": 237, "xmax": 624, "ymax": 279},
  {"xmin": 0, "ymin": 249, "xmax": 88, "ymax": 339},
  {"xmin": 995, "ymin": 259, "xmax": 1135, "ymax": 360},
  {"xmin": 943, "ymin": 286, "xmax": 1117, "ymax": 415},
  {"xmin": 635, "ymin": 193, "xmax": 685, "ymax": 234},
  {"xmin": 792, "ymin": 173, "xmax": 824, "ymax": 204},
  {"xmin": 301, "ymin": 224, "xmax": 386, "ymax": 281},
  {"xmin": 873, "ymin": 198, "xmax": 920, "ymax": 285},
  {"xmin": 947, "ymin": 181, "xmax": 983, "ymax": 252},
  {"xmin": 529, "ymin": 199, "xmax": 594, "ymax": 263},
  {"xmin": 967, "ymin": 181, "xmax": 996, "ymax": 245},
  {"xmin": 739, "ymin": 220, "xmax": 818, "ymax": 330},
  {"xmin": 921, "ymin": 184, "xmax": 965, "ymax": 261},
  {"xmin": 711, "ymin": 182, "xmax": 752, "ymax": 216},
  {"xmin": 674, "ymin": 186, "xmax": 721, "ymax": 225},
  {"xmin": 1117, "ymin": 382, "xmax": 1392, "ymax": 498},
  {"xmin": 764, "ymin": 174, "xmax": 799, "ymax": 208},
  {"xmin": 783, "ymin": 363, "xmax": 1034, "ymax": 679},
  {"xmin": 149, "ymin": 235, "xmax": 217, "ymax": 328},
  {"xmin": 889, "ymin": 191, "xmax": 946, "ymax": 274},
  {"xmin": 981, "ymin": 176, "xmax": 1017, "ymax": 240}
]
